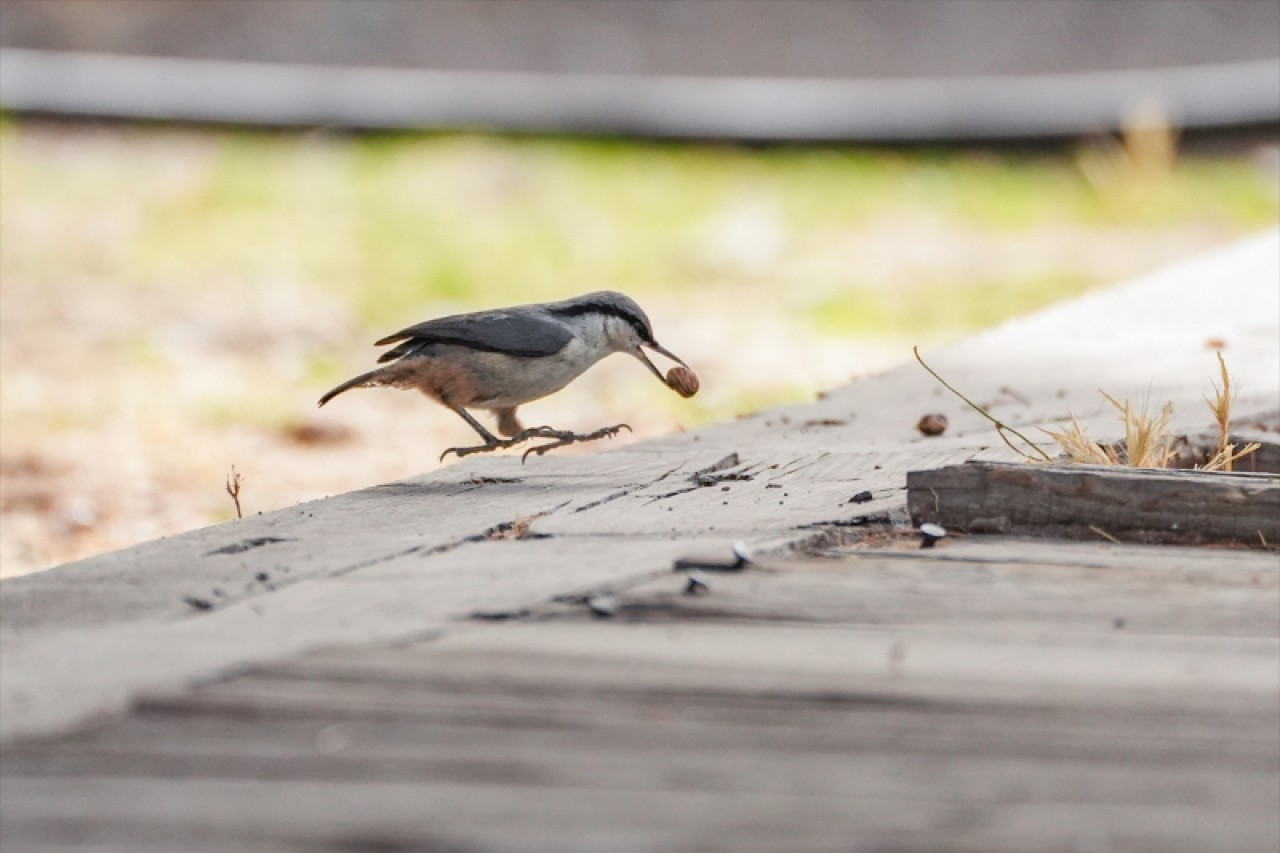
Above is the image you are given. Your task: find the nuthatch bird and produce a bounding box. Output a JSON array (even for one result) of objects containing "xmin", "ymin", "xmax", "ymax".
[{"xmin": 318, "ymin": 291, "xmax": 694, "ymax": 460}]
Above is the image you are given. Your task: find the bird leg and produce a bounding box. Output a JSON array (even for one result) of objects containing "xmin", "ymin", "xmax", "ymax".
[
  {"xmin": 440, "ymin": 406, "xmax": 630, "ymax": 462},
  {"xmin": 439, "ymin": 406, "xmax": 508, "ymax": 461},
  {"xmin": 520, "ymin": 424, "xmax": 631, "ymax": 462},
  {"xmin": 440, "ymin": 424, "xmax": 630, "ymax": 461},
  {"xmin": 438, "ymin": 406, "xmax": 561, "ymax": 460},
  {"xmin": 439, "ymin": 425, "xmax": 562, "ymax": 461}
]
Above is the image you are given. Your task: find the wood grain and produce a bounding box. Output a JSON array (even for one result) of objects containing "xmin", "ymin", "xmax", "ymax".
[{"xmin": 907, "ymin": 460, "xmax": 1280, "ymax": 545}]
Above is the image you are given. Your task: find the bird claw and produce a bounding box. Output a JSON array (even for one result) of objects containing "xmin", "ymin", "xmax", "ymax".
[
  {"xmin": 439, "ymin": 443, "xmax": 497, "ymax": 462},
  {"xmin": 439, "ymin": 424, "xmax": 630, "ymax": 463},
  {"xmin": 521, "ymin": 424, "xmax": 631, "ymax": 462}
]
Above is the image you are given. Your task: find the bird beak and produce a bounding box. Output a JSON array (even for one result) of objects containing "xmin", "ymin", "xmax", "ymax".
[{"xmin": 638, "ymin": 342, "xmax": 687, "ymax": 382}]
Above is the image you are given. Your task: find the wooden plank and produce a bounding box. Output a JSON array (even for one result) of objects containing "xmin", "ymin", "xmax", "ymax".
[
  {"xmin": 907, "ymin": 461, "xmax": 1280, "ymax": 545},
  {"xmin": 6, "ymin": 772, "xmax": 1273, "ymax": 853},
  {"xmin": 3, "ymin": 625, "xmax": 1276, "ymax": 853},
  {"xmin": 0, "ymin": 448, "xmax": 713, "ymax": 638},
  {"xmin": 0, "ymin": 535, "xmax": 726, "ymax": 742},
  {"xmin": 11, "ymin": 692, "xmax": 1274, "ymax": 770},
  {"xmin": 4, "ymin": 615, "xmax": 1277, "ymax": 852},
  {"xmin": 2, "ymin": 232, "xmax": 1278, "ymax": 853},
  {"xmin": 5, "ymin": 538, "xmax": 1277, "ymax": 853}
]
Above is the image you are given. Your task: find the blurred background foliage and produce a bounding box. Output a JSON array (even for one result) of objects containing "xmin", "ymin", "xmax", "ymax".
[
  {"xmin": 1, "ymin": 117, "xmax": 1277, "ymax": 575},
  {"xmin": 8, "ymin": 123, "xmax": 1276, "ymax": 328}
]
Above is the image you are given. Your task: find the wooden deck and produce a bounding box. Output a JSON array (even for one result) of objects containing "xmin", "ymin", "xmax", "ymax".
[{"xmin": 2, "ymin": 230, "xmax": 1278, "ymax": 852}]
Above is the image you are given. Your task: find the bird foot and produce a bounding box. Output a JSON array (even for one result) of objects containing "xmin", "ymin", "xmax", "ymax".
[
  {"xmin": 439, "ymin": 425, "xmax": 627, "ymax": 462},
  {"xmin": 439, "ymin": 435, "xmax": 532, "ymax": 461},
  {"xmin": 521, "ymin": 423, "xmax": 631, "ymax": 462}
]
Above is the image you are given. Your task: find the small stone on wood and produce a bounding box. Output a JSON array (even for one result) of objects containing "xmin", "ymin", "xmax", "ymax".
[{"xmin": 916, "ymin": 413, "xmax": 949, "ymax": 436}]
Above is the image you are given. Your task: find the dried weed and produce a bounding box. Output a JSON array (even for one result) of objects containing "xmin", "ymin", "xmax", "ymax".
[
  {"xmin": 1040, "ymin": 420, "xmax": 1116, "ymax": 465},
  {"xmin": 225, "ymin": 466, "xmax": 243, "ymax": 519},
  {"xmin": 1201, "ymin": 351, "xmax": 1260, "ymax": 472},
  {"xmin": 921, "ymin": 348, "xmax": 1260, "ymax": 472}
]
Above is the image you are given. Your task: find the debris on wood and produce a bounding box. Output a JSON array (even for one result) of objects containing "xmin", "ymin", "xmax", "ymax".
[
  {"xmin": 688, "ymin": 453, "xmax": 754, "ymax": 487},
  {"xmin": 484, "ymin": 516, "xmax": 550, "ymax": 541},
  {"xmin": 916, "ymin": 414, "xmax": 948, "ymax": 437}
]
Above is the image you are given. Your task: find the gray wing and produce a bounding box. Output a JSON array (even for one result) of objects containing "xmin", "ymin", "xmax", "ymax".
[{"xmin": 374, "ymin": 309, "xmax": 573, "ymax": 363}]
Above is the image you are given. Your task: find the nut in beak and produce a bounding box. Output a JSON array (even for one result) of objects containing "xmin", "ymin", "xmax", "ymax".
[{"xmin": 665, "ymin": 366, "xmax": 700, "ymax": 398}]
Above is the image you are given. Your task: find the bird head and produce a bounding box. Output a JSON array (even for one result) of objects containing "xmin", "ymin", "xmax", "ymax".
[{"xmin": 559, "ymin": 291, "xmax": 688, "ymax": 383}]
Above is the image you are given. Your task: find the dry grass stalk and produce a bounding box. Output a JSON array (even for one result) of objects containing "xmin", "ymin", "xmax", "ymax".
[
  {"xmin": 1089, "ymin": 525, "xmax": 1122, "ymax": 545},
  {"xmin": 912, "ymin": 347, "xmax": 1052, "ymax": 462},
  {"xmin": 225, "ymin": 465, "xmax": 243, "ymax": 519},
  {"xmin": 1040, "ymin": 420, "xmax": 1116, "ymax": 465},
  {"xmin": 922, "ymin": 347, "xmax": 1259, "ymax": 473},
  {"xmin": 1199, "ymin": 351, "xmax": 1260, "ymax": 472},
  {"xmin": 1200, "ymin": 442, "xmax": 1261, "ymax": 472},
  {"xmin": 1206, "ymin": 350, "xmax": 1233, "ymax": 466},
  {"xmin": 1102, "ymin": 392, "xmax": 1177, "ymax": 468},
  {"xmin": 1041, "ymin": 393, "xmax": 1175, "ymax": 469}
]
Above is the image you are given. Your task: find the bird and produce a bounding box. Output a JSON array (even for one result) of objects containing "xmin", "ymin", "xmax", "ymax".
[{"xmin": 318, "ymin": 291, "xmax": 693, "ymax": 460}]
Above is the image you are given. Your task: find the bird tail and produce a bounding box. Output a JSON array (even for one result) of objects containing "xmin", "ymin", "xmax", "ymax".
[{"xmin": 317, "ymin": 368, "xmax": 388, "ymax": 408}]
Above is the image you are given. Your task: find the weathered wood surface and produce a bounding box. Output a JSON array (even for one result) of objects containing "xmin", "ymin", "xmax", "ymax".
[
  {"xmin": 4, "ymin": 537, "xmax": 1277, "ymax": 852},
  {"xmin": 907, "ymin": 460, "xmax": 1280, "ymax": 545},
  {"xmin": 1, "ymin": 229, "xmax": 1278, "ymax": 851}
]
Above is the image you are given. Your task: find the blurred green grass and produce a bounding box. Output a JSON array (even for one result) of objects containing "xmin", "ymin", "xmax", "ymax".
[{"xmin": 3, "ymin": 124, "xmax": 1275, "ymax": 340}]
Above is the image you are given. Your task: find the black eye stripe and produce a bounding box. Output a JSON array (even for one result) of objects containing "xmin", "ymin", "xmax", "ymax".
[{"xmin": 551, "ymin": 302, "xmax": 652, "ymax": 341}]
